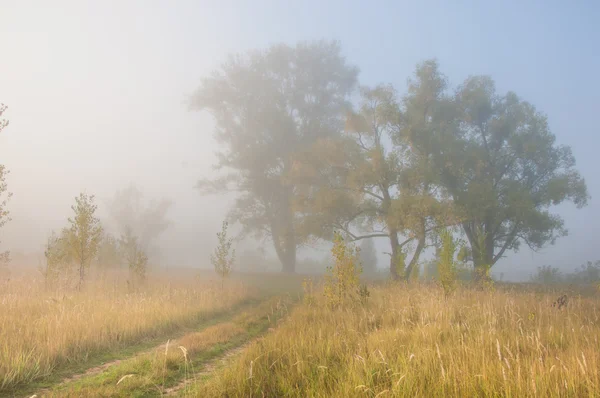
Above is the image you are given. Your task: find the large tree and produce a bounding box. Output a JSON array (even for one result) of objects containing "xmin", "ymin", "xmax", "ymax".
[
  {"xmin": 292, "ymin": 85, "xmax": 452, "ymax": 279},
  {"xmin": 0, "ymin": 104, "xmax": 11, "ymax": 264},
  {"xmin": 191, "ymin": 40, "xmax": 358, "ymax": 273},
  {"xmin": 417, "ymin": 60, "xmax": 589, "ymax": 276}
]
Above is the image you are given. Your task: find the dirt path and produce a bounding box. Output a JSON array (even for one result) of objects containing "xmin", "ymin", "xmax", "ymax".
[
  {"xmin": 29, "ymin": 299, "xmax": 266, "ymax": 398},
  {"xmin": 163, "ymin": 340, "xmax": 254, "ymax": 396}
]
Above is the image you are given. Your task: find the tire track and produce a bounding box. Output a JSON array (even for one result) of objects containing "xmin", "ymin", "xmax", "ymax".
[{"xmin": 29, "ymin": 297, "xmax": 270, "ymax": 398}]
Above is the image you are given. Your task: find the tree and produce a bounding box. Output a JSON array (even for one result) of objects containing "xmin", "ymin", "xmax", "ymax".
[
  {"xmin": 192, "ymin": 40, "xmax": 358, "ymax": 273},
  {"xmin": 210, "ymin": 221, "xmax": 235, "ymax": 288},
  {"xmin": 68, "ymin": 193, "xmax": 103, "ymax": 290},
  {"xmin": 96, "ymin": 232, "xmax": 121, "ymax": 270},
  {"xmin": 0, "ymin": 165, "xmax": 10, "ymax": 265},
  {"xmin": 292, "ymin": 85, "xmax": 451, "ymax": 279},
  {"xmin": 437, "ymin": 229, "xmax": 458, "ymax": 297},
  {"xmin": 359, "ymin": 238, "xmax": 378, "ymax": 276},
  {"xmin": 419, "ymin": 60, "xmax": 589, "ymax": 277},
  {"xmin": 0, "ymin": 104, "xmax": 11, "ymax": 264},
  {"xmin": 531, "ymin": 265, "xmax": 562, "ymax": 285},
  {"xmin": 42, "ymin": 228, "xmax": 74, "ymax": 289},
  {"xmin": 323, "ymin": 232, "xmax": 362, "ymax": 309},
  {"xmin": 118, "ymin": 227, "xmax": 148, "ymax": 288},
  {"xmin": 105, "ymin": 184, "xmax": 171, "ymax": 262}
]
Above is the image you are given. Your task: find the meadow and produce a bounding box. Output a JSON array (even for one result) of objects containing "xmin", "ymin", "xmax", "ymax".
[
  {"xmin": 1, "ymin": 267, "xmax": 599, "ymax": 397},
  {"xmin": 0, "ymin": 269, "xmax": 260, "ymax": 395},
  {"xmin": 193, "ymin": 282, "xmax": 600, "ymax": 397}
]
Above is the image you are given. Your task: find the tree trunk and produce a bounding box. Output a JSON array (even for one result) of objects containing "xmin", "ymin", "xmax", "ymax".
[
  {"xmin": 78, "ymin": 262, "xmax": 85, "ymax": 291},
  {"xmin": 404, "ymin": 234, "xmax": 426, "ymax": 280},
  {"xmin": 281, "ymin": 251, "xmax": 296, "ymax": 273},
  {"xmin": 271, "ymin": 187, "xmax": 297, "ymax": 274},
  {"xmin": 388, "ymin": 229, "xmax": 400, "ymax": 279},
  {"xmin": 464, "ymin": 223, "xmax": 495, "ymax": 283},
  {"xmin": 271, "ymin": 221, "xmax": 297, "ymax": 274}
]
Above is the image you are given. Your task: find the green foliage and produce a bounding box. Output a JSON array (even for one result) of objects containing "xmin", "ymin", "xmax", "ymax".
[
  {"xmin": 211, "ymin": 221, "xmax": 235, "ymax": 287},
  {"xmin": 437, "ymin": 229, "xmax": 457, "ymax": 297},
  {"xmin": 300, "ymin": 60, "xmax": 588, "ymax": 280},
  {"xmin": 323, "ymin": 232, "xmax": 362, "ymax": 309},
  {"xmin": 119, "ymin": 228, "xmax": 148, "ymax": 288},
  {"xmin": 68, "ymin": 193, "xmax": 103, "ymax": 290},
  {"xmin": 193, "ymin": 41, "xmax": 358, "ymax": 273},
  {"xmin": 293, "ymin": 84, "xmax": 439, "ymax": 279},
  {"xmin": 197, "ymin": 56, "xmax": 587, "ymax": 279},
  {"xmin": 42, "ymin": 228, "xmax": 74, "ymax": 289},
  {"xmin": 412, "ymin": 61, "xmax": 589, "ymax": 269}
]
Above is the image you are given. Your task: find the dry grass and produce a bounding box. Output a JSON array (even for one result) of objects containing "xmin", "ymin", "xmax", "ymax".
[
  {"xmin": 195, "ymin": 283, "xmax": 600, "ymax": 397},
  {"xmin": 0, "ymin": 270, "xmax": 256, "ymax": 391},
  {"xmin": 44, "ymin": 295, "xmax": 292, "ymax": 397}
]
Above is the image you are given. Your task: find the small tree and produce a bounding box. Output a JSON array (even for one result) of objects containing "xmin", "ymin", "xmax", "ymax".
[
  {"xmin": 96, "ymin": 232, "xmax": 121, "ymax": 271},
  {"xmin": 323, "ymin": 232, "xmax": 362, "ymax": 308},
  {"xmin": 68, "ymin": 193, "xmax": 103, "ymax": 290},
  {"xmin": 0, "ymin": 104, "xmax": 12, "ymax": 265},
  {"xmin": 0, "ymin": 165, "xmax": 11, "ymax": 265},
  {"xmin": 211, "ymin": 221, "xmax": 235, "ymax": 288},
  {"xmin": 437, "ymin": 229, "xmax": 458, "ymax": 298},
  {"xmin": 43, "ymin": 228, "xmax": 74, "ymax": 290},
  {"xmin": 119, "ymin": 227, "xmax": 148, "ymax": 289},
  {"xmin": 531, "ymin": 265, "xmax": 563, "ymax": 285}
]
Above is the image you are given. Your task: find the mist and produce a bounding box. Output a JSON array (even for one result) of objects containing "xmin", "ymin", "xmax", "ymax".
[{"xmin": 1, "ymin": 1, "xmax": 599, "ymax": 281}]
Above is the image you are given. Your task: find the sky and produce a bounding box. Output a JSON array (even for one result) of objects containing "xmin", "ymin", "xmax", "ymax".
[{"xmin": 1, "ymin": 0, "xmax": 598, "ymax": 279}]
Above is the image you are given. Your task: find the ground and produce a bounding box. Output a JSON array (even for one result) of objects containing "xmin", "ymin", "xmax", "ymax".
[{"xmin": 1, "ymin": 269, "xmax": 599, "ymax": 397}]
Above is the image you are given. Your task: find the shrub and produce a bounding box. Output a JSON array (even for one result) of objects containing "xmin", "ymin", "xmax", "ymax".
[
  {"xmin": 437, "ymin": 229, "xmax": 457, "ymax": 298},
  {"xmin": 211, "ymin": 221, "xmax": 235, "ymax": 288},
  {"xmin": 323, "ymin": 232, "xmax": 362, "ymax": 309}
]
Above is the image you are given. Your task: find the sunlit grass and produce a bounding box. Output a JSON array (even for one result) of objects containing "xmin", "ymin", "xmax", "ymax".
[
  {"xmin": 195, "ymin": 283, "xmax": 600, "ymax": 397},
  {"xmin": 0, "ymin": 271, "xmax": 256, "ymax": 391},
  {"xmin": 45, "ymin": 295, "xmax": 293, "ymax": 397}
]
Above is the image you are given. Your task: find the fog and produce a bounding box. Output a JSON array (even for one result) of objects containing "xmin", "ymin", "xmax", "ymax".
[{"xmin": 1, "ymin": 1, "xmax": 599, "ymax": 281}]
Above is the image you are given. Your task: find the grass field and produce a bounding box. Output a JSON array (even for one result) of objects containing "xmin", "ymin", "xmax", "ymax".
[
  {"xmin": 0, "ymin": 270, "xmax": 260, "ymax": 394},
  {"xmin": 2, "ymin": 270, "xmax": 599, "ymax": 397},
  {"xmin": 192, "ymin": 282, "xmax": 600, "ymax": 397}
]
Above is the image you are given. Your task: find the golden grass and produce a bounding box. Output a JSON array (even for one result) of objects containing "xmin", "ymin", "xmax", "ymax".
[
  {"xmin": 196, "ymin": 283, "xmax": 600, "ymax": 397},
  {"xmin": 0, "ymin": 271, "xmax": 256, "ymax": 391},
  {"xmin": 45, "ymin": 295, "xmax": 293, "ymax": 397}
]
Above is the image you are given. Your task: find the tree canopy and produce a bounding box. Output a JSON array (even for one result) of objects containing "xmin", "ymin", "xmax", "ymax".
[
  {"xmin": 105, "ymin": 184, "xmax": 172, "ymax": 262},
  {"xmin": 192, "ymin": 40, "xmax": 358, "ymax": 273},
  {"xmin": 192, "ymin": 40, "xmax": 588, "ymax": 278},
  {"xmin": 419, "ymin": 62, "xmax": 589, "ymax": 272}
]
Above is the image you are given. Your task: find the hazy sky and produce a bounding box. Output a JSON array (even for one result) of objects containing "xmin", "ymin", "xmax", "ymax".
[{"xmin": 1, "ymin": 1, "xmax": 598, "ymax": 278}]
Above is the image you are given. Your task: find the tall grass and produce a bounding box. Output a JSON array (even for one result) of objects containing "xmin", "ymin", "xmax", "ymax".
[
  {"xmin": 0, "ymin": 271, "xmax": 255, "ymax": 391},
  {"xmin": 197, "ymin": 283, "xmax": 600, "ymax": 397}
]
